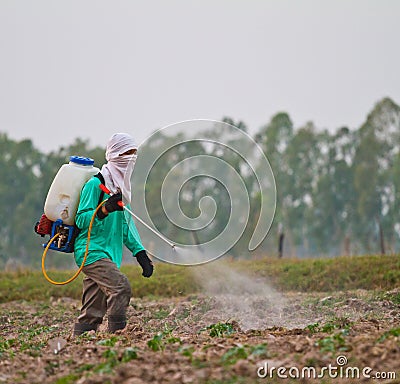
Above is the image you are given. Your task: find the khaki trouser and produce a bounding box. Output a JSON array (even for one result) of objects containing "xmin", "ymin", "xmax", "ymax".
[{"xmin": 76, "ymin": 258, "xmax": 131, "ymax": 332}]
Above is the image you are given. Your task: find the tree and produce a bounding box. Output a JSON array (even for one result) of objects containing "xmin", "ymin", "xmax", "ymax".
[
  {"xmin": 309, "ymin": 127, "xmax": 356, "ymax": 254},
  {"xmin": 255, "ymin": 112, "xmax": 294, "ymax": 256},
  {"xmin": 353, "ymin": 98, "xmax": 400, "ymax": 254}
]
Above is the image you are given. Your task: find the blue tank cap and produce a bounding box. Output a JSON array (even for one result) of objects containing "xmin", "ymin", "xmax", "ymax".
[{"xmin": 69, "ymin": 156, "xmax": 95, "ymax": 166}]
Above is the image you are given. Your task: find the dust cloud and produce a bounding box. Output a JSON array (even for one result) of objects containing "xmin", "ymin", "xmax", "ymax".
[{"xmin": 191, "ymin": 260, "xmax": 308, "ymax": 331}]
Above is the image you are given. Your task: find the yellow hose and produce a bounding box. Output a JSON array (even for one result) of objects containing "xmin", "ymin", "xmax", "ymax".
[{"xmin": 41, "ymin": 200, "xmax": 106, "ymax": 285}]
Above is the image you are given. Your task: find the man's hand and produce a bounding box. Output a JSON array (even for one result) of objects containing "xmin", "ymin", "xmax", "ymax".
[
  {"xmin": 97, "ymin": 192, "xmax": 123, "ymax": 219},
  {"xmin": 135, "ymin": 250, "xmax": 154, "ymax": 278},
  {"xmin": 105, "ymin": 192, "xmax": 124, "ymax": 213}
]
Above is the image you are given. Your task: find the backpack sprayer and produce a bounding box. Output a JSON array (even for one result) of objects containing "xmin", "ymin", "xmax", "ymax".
[
  {"xmin": 35, "ymin": 156, "xmax": 103, "ymax": 285},
  {"xmin": 35, "ymin": 155, "xmax": 175, "ymax": 286}
]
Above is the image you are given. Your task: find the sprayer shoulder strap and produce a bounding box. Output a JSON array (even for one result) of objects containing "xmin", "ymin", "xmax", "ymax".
[{"xmin": 94, "ymin": 172, "xmax": 106, "ymax": 205}]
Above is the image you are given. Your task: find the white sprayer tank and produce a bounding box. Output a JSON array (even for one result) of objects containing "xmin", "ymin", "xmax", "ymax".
[{"xmin": 44, "ymin": 156, "xmax": 100, "ymax": 225}]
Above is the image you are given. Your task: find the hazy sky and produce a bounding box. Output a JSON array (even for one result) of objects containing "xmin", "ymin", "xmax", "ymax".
[{"xmin": 0, "ymin": 0, "xmax": 399, "ymax": 153}]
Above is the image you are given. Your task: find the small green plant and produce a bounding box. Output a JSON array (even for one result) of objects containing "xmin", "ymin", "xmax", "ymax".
[
  {"xmin": 0, "ymin": 338, "xmax": 16, "ymax": 357},
  {"xmin": 221, "ymin": 345, "xmax": 248, "ymax": 365},
  {"xmin": 76, "ymin": 331, "xmax": 96, "ymax": 341},
  {"xmin": 329, "ymin": 316, "xmax": 353, "ymax": 329},
  {"xmin": 122, "ymin": 347, "xmax": 138, "ymax": 362},
  {"xmin": 162, "ymin": 323, "xmax": 175, "ymax": 335},
  {"xmin": 97, "ymin": 336, "xmax": 119, "ymax": 347},
  {"xmin": 305, "ymin": 323, "xmax": 320, "ymax": 334},
  {"xmin": 179, "ymin": 345, "xmax": 195, "ymax": 361},
  {"xmin": 249, "ymin": 343, "xmax": 268, "ymax": 357},
  {"xmin": 54, "ymin": 373, "xmax": 80, "ymax": 384},
  {"xmin": 102, "ymin": 348, "xmax": 118, "ymax": 359},
  {"xmin": 220, "ymin": 343, "xmax": 268, "ymax": 365},
  {"xmin": 147, "ymin": 328, "xmax": 181, "ymax": 351},
  {"xmin": 203, "ymin": 322, "xmax": 235, "ymax": 337},
  {"xmin": 306, "ymin": 317, "xmax": 352, "ymax": 335},
  {"xmin": 305, "ymin": 357, "xmax": 319, "ymax": 367},
  {"xmin": 147, "ymin": 333, "xmax": 164, "ymax": 351},
  {"xmin": 93, "ymin": 360, "xmax": 116, "ymax": 374},
  {"xmin": 166, "ymin": 336, "xmax": 182, "ymax": 344},
  {"xmin": 177, "ymin": 307, "xmax": 191, "ymax": 320},
  {"xmin": 45, "ymin": 360, "xmax": 60, "ymax": 375},
  {"xmin": 88, "ymin": 346, "xmax": 139, "ymax": 376},
  {"xmin": 390, "ymin": 292, "xmax": 400, "ymax": 305},
  {"xmin": 320, "ymin": 322, "xmax": 336, "ymax": 333},
  {"xmin": 377, "ymin": 327, "xmax": 400, "ymax": 343},
  {"xmin": 377, "ymin": 291, "xmax": 400, "ymax": 305},
  {"xmin": 153, "ymin": 308, "xmax": 170, "ymax": 319},
  {"xmin": 94, "ymin": 348, "xmax": 119, "ymax": 374},
  {"xmin": 315, "ymin": 330, "xmax": 350, "ymax": 353},
  {"xmin": 76, "ymin": 363, "xmax": 95, "ymax": 373}
]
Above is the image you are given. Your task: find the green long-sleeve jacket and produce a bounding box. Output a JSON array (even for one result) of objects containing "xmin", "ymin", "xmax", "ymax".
[{"xmin": 74, "ymin": 176, "xmax": 145, "ymax": 268}]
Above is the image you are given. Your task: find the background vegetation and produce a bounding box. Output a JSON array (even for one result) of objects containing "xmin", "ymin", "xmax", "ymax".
[
  {"xmin": 1, "ymin": 255, "xmax": 399, "ymax": 303},
  {"xmin": 1, "ymin": 97, "xmax": 399, "ymax": 268}
]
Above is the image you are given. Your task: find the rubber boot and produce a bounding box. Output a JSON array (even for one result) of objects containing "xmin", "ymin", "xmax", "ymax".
[
  {"xmin": 73, "ymin": 322, "xmax": 98, "ymax": 336},
  {"xmin": 108, "ymin": 315, "xmax": 127, "ymax": 333}
]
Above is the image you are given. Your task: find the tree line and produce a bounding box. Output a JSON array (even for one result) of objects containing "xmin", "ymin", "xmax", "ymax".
[{"xmin": 0, "ymin": 97, "xmax": 398, "ymax": 268}]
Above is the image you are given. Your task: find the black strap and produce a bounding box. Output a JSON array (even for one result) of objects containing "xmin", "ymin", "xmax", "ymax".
[
  {"xmin": 72, "ymin": 172, "xmax": 107, "ymax": 241},
  {"xmin": 94, "ymin": 172, "xmax": 106, "ymax": 206}
]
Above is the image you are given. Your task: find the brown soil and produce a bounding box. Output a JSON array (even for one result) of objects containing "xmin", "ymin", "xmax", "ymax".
[{"xmin": 0, "ymin": 289, "xmax": 399, "ymax": 384}]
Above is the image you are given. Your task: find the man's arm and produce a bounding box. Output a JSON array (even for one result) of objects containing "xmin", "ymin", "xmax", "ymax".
[
  {"xmin": 75, "ymin": 178, "xmax": 103, "ymax": 230},
  {"xmin": 123, "ymin": 210, "xmax": 146, "ymax": 255}
]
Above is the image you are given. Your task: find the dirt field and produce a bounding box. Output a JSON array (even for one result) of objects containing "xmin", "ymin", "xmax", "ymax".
[{"xmin": 0, "ymin": 288, "xmax": 399, "ymax": 384}]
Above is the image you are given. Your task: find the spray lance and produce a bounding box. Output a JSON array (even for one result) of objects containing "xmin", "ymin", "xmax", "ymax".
[{"xmin": 98, "ymin": 183, "xmax": 176, "ymax": 250}]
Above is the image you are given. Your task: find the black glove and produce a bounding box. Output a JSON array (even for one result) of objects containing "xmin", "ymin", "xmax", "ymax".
[
  {"xmin": 135, "ymin": 250, "xmax": 153, "ymax": 278},
  {"xmin": 97, "ymin": 193, "xmax": 123, "ymax": 219},
  {"xmin": 105, "ymin": 192, "xmax": 123, "ymax": 213}
]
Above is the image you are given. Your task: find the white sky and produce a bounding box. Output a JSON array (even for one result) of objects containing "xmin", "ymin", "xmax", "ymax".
[{"xmin": 0, "ymin": 0, "xmax": 399, "ymax": 153}]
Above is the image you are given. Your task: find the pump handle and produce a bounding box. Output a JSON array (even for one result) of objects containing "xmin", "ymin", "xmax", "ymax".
[{"xmin": 99, "ymin": 184, "xmax": 111, "ymax": 195}]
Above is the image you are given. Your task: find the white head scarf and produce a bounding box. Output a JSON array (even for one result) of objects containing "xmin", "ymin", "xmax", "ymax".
[{"xmin": 100, "ymin": 133, "xmax": 138, "ymax": 203}]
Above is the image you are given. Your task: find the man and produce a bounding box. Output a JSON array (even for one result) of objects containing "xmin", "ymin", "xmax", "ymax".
[{"xmin": 73, "ymin": 133, "xmax": 153, "ymax": 336}]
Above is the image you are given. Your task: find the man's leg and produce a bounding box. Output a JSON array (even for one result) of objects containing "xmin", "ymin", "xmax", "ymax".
[
  {"xmin": 74, "ymin": 275, "xmax": 107, "ymax": 336},
  {"xmin": 79, "ymin": 258, "xmax": 132, "ymax": 333}
]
